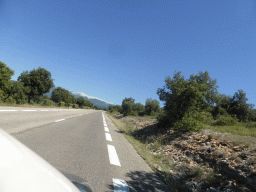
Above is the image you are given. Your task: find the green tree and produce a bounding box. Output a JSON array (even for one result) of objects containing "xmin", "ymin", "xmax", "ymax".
[
  {"xmin": 135, "ymin": 103, "xmax": 145, "ymax": 116},
  {"xmin": 0, "ymin": 62, "xmax": 15, "ymax": 101},
  {"xmin": 145, "ymin": 98, "xmax": 160, "ymax": 115},
  {"xmin": 6, "ymin": 80, "xmax": 29, "ymax": 104},
  {"xmin": 121, "ymin": 97, "xmax": 136, "ymax": 116},
  {"xmin": 51, "ymin": 87, "xmax": 70, "ymax": 103},
  {"xmin": 157, "ymin": 70, "xmax": 219, "ymax": 129},
  {"xmin": 76, "ymin": 97, "xmax": 87, "ymax": 107},
  {"xmin": 18, "ymin": 67, "xmax": 54, "ymax": 103},
  {"xmin": 228, "ymin": 89, "xmax": 252, "ymax": 122}
]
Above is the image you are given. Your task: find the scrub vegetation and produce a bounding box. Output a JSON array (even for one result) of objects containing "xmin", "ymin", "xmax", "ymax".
[
  {"xmin": 0, "ymin": 61, "xmax": 104, "ymax": 110},
  {"xmin": 106, "ymin": 70, "xmax": 256, "ymax": 191}
]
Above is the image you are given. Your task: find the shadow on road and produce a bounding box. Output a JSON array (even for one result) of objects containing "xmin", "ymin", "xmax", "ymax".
[{"xmin": 107, "ymin": 170, "xmax": 170, "ymax": 192}]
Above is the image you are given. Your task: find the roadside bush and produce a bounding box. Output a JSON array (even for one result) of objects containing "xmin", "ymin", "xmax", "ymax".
[
  {"xmin": 138, "ymin": 111, "xmax": 145, "ymax": 116},
  {"xmin": 58, "ymin": 101, "xmax": 65, "ymax": 107},
  {"xmin": 5, "ymin": 96, "xmax": 16, "ymax": 104},
  {"xmin": 211, "ymin": 114, "xmax": 238, "ymax": 126},
  {"xmin": 212, "ymin": 106, "xmax": 229, "ymax": 119},
  {"xmin": 65, "ymin": 103, "xmax": 72, "ymax": 107},
  {"xmin": 173, "ymin": 114, "xmax": 204, "ymax": 133},
  {"xmin": 0, "ymin": 90, "xmax": 5, "ymax": 101},
  {"xmin": 42, "ymin": 99, "xmax": 54, "ymax": 106},
  {"xmin": 73, "ymin": 104, "xmax": 79, "ymax": 108},
  {"xmin": 187, "ymin": 110, "xmax": 214, "ymax": 125},
  {"xmin": 129, "ymin": 110, "xmax": 138, "ymax": 116}
]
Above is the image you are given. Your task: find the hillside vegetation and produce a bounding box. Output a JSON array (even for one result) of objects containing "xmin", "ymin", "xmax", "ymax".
[
  {"xmin": 107, "ymin": 70, "xmax": 256, "ymax": 191},
  {"xmin": 0, "ymin": 61, "xmax": 104, "ymax": 110}
]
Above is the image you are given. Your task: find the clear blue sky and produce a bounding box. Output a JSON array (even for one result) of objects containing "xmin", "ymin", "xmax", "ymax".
[{"xmin": 1, "ymin": 0, "xmax": 256, "ymax": 108}]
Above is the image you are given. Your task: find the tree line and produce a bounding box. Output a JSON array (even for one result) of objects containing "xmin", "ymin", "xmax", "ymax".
[
  {"xmin": 109, "ymin": 70, "xmax": 256, "ymax": 133},
  {"xmin": 0, "ymin": 61, "xmax": 104, "ymax": 110},
  {"xmin": 108, "ymin": 97, "xmax": 162, "ymax": 117}
]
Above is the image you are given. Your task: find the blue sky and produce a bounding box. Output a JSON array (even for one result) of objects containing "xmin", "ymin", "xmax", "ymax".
[{"xmin": 1, "ymin": 0, "xmax": 256, "ymax": 108}]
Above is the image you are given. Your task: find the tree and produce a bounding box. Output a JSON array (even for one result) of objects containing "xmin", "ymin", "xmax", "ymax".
[
  {"xmin": 18, "ymin": 67, "xmax": 54, "ymax": 103},
  {"xmin": 135, "ymin": 103, "xmax": 145, "ymax": 116},
  {"xmin": 228, "ymin": 89, "xmax": 251, "ymax": 122},
  {"xmin": 51, "ymin": 87, "xmax": 70, "ymax": 103},
  {"xmin": 0, "ymin": 62, "xmax": 15, "ymax": 101},
  {"xmin": 6, "ymin": 80, "xmax": 29, "ymax": 104},
  {"xmin": 121, "ymin": 97, "xmax": 135, "ymax": 116},
  {"xmin": 157, "ymin": 70, "xmax": 220, "ymax": 128},
  {"xmin": 0, "ymin": 61, "xmax": 14, "ymax": 90},
  {"xmin": 76, "ymin": 97, "xmax": 87, "ymax": 107},
  {"xmin": 145, "ymin": 98, "xmax": 160, "ymax": 115}
]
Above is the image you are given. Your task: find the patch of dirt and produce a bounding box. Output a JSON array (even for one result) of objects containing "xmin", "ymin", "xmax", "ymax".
[{"xmin": 114, "ymin": 114, "xmax": 256, "ymax": 192}]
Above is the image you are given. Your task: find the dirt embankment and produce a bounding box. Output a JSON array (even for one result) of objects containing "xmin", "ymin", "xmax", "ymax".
[{"xmin": 113, "ymin": 114, "xmax": 256, "ymax": 192}]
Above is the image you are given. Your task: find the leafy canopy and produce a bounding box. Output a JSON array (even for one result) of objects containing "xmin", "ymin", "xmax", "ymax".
[
  {"xmin": 18, "ymin": 67, "xmax": 54, "ymax": 103},
  {"xmin": 157, "ymin": 70, "xmax": 219, "ymax": 128}
]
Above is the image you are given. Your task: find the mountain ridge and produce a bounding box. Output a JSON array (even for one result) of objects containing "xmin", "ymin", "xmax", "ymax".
[{"xmin": 44, "ymin": 87, "xmax": 116, "ymax": 109}]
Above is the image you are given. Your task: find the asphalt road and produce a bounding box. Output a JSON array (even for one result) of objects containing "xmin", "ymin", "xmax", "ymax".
[{"xmin": 0, "ymin": 107, "xmax": 170, "ymax": 192}]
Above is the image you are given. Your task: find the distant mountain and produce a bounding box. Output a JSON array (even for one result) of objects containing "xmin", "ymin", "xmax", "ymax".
[{"xmin": 44, "ymin": 87, "xmax": 116, "ymax": 109}]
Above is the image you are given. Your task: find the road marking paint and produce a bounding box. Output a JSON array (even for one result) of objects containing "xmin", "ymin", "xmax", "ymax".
[
  {"xmin": 113, "ymin": 178, "xmax": 130, "ymax": 192},
  {"xmin": 52, "ymin": 110, "xmax": 58, "ymax": 111},
  {"xmin": 0, "ymin": 110, "xmax": 18, "ymax": 111},
  {"xmin": 22, "ymin": 110, "xmax": 37, "ymax": 111},
  {"xmin": 55, "ymin": 119, "xmax": 65, "ymax": 122},
  {"xmin": 104, "ymin": 123, "xmax": 107, "ymax": 126},
  {"xmin": 104, "ymin": 127, "xmax": 109, "ymax": 132},
  {"xmin": 105, "ymin": 133, "xmax": 112, "ymax": 141},
  {"xmin": 103, "ymin": 120, "xmax": 106, "ymax": 123},
  {"xmin": 107, "ymin": 145, "xmax": 121, "ymax": 166},
  {"xmin": 40, "ymin": 110, "xmax": 49, "ymax": 111}
]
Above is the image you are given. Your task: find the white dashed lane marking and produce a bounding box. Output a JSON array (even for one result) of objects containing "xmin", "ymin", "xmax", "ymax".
[
  {"xmin": 107, "ymin": 144, "xmax": 121, "ymax": 166},
  {"xmin": 40, "ymin": 110, "xmax": 49, "ymax": 111},
  {"xmin": 104, "ymin": 127, "xmax": 109, "ymax": 132},
  {"xmin": 105, "ymin": 133, "xmax": 112, "ymax": 141},
  {"xmin": 113, "ymin": 178, "xmax": 130, "ymax": 192},
  {"xmin": 55, "ymin": 119, "xmax": 65, "ymax": 122}
]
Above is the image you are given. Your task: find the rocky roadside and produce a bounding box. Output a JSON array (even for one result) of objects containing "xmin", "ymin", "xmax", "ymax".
[{"xmin": 114, "ymin": 114, "xmax": 256, "ymax": 192}]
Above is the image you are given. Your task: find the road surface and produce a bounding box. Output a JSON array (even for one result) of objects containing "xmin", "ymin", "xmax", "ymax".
[{"xmin": 0, "ymin": 107, "xmax": 170, "ymax": 192}]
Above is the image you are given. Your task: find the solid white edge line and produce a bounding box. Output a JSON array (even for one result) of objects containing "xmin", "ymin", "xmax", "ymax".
[
  {"xmin": 105, "ymin": 133, "xmax": 112, "ymax": 141},
  {"xmin": 104, "ymin": 127, "xmax": 109, "ymax": 132},
  {"xmin": 40, "ymin": 110, "xmax": 49, "ymax": 111},
  {"xmin": 0, "ymin": 110, "xmax": 18, "ymax": 111},
  {"xmin": 107, "ymin": 145, "xmax": 121, "ymax": 166},
  {"xmin": 113, "ymin": 178, "xmax": 130, "ymax": 192}
]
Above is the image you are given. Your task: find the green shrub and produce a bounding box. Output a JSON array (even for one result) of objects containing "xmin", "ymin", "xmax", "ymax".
[
  {"xmin": 212, "ymin": 114, "xmax": 238, "ymax": 126},
  {"xmin": 65, "ymin": 103, "xmax": 72, "ymax": 107},
  {"xmin": 208, "ymin": 134, "xmax": 213, "ymax": 139},
  {"xmin": 5, "ymin": 96, "xmax": 16, "ymax": 104},
  {"xmin": 42, "ymin": 99, "xmax": 54, "ymax": 106},
  {"xmin": 0, "ymin": 90, "xmax": 5, "ymax": 101},
  {"xmin": 173, "ymin": 115, "xmax": 204, "ymax": 133},
  {"xmin": 138, "ymin": 111, "xmax": 145, "ymax": 116},
  {"xmin": 30, "ymin": 100, "xmax": 34, "ymax": 105},
  {"xmin": 212, "ymin": 106, "xmax": 229, "ymax": 119},
  {"xmin": 73, "ymin": 104, "xmax": 79, "ymax": 108},
  {"xmin": 187, "ymin": 110, "xmax": 214, "ymax": 125},
  {"xmin": 58, "ymin": 101, "xmax": 65, "ymax": 107},
  {"xmin": 129, "ymin": 110, "xmax": 138, "ymax": 116}
]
